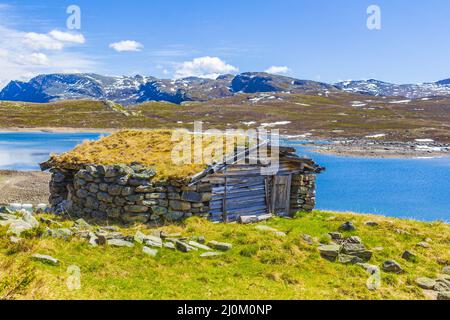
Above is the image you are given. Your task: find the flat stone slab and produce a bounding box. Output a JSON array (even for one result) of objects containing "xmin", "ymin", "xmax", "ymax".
[
  {"xmin": 188, "ymin": 241, "xmax": 212, "ymax": 251},
  {"xmin": 32, "ymin": 254, "xmax": 59, "ymax": 266},
  {"xmin": 107, "ymin": 239, "xmax": 134, "ymax": 248},
  {"xmin": 207, "ymin": 240, "xmax": 232, "ymax": 251},
  {"xmin": 318, "ymin": 244, "xmax": 341, "ymax": 260},
  {"xmin": 415, "ymin": 277, "xmax": 436, "ymax": 290},
  {"xmin": 142, "ymin": 246, "xmax": 158, "ymax": 257},
  {"xmin": 200, "ymin": 252, "xmax": 224, "ymax": 258}
]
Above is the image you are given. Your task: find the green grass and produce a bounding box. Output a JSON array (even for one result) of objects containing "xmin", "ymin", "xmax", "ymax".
[{"xmin": 0, "ymin": 211, "xmax": 448, "ymax": 300}]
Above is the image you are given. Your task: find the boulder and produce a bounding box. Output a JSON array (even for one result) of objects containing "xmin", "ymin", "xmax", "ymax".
[
  {"xmin": 341, "ymin": 243, "xmax": 372, "ymax": 261},
  {"xmin": 338, "ymin": 254, "xmax": 363, "ymax": 264},
  {"xmin": 32, "ymin": 254, "xmax": 59, "ymax": 265},
  {"xmin": 142, "ymin": 246, "xmax": 158, "ymax": 257},
  {"xmin": 301, "ymin": 234, "xmax": 314, "ymax": 245},
  {"xmin": 382, "ymin": 260, "xmax": 403, "ymax": 273},
  {"xmin": 318, "ymin": 244, "xmax": 341, "ymax": 261},
  {"xmin": 365, "ymin": 221, "xmax": 379, "ymax": 227},
  {"xmin": 51, "ymin": 228, "xmax": 73, "ymax": 240},
  {"xmin": 329, "ymin": 232, "xmax": 343, "ymax": 240},
  {"xmin": 415, "ymin": 277, "xmax": 436, "ymax": 290},
  {"xmin": 8, "ymin": 220, "xmax": 33, "ymax": 236},
  {"xmin": 437, "ymin": 291, "xmax": 450, "ymax": 300},
  {"xmin": 434, "ymin": 279, "xmax": 450, "ymax": 292},
  {"xmin": 207, "ymin": 240, "xmax": 233, "ymax": 251},
  {"xmin": 345, "ymin": 236, "xmax": 363, "ymax": 244},
  {"xmin": 74, "ymin": 218, "xmax": 92, "ymax": 230},
  {"xmin": 401, "ymin": 250, "xmax": 417, "ymax": 262},
  {"xmin": 22, "ymin": 212, "xmax": 39, "ymax": 228},
  {"xmin": 339, "ymin": 221, "xmax": 356, "ymax": 231},
  {"xmin": 443, "ymin": 266, "xmax": 450, "ymax": 275}
]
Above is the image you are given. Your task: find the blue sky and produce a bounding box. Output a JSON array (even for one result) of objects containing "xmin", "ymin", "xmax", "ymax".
[{"xmin": 0, "ymin": 0, "xmax": 450, "ymax": 87}]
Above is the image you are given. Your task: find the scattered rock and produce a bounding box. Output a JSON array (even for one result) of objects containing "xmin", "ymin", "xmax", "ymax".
[
  {"xmin": 318, "ymin": 244, "xmax": 341, "ymax": 261},
  {"xmin": 74, "ymin": 218, "xmax": 92, "ymax": 230},
  {"xmin": 142, "ymin": 246, "xmax": 158, "ymax": 257},
  {"xmin": 51, "ymin": 228, "xmax": 73, "ymax": 240},
  {"xmin": 191, "ymin": 235, "xmax": 206, "ymax": 244},
  {"xmin": 417, "ymin": 242, "xmax": 430, "ymax": 249},
  {"xmin": 357, "ymin": 263, "xmax": 380, "ymax": 275},
  {"xmin": 9, "ymin": 236, "xmax": 22, "ymax": 244},
  {"xmin": 339, "ymin": 221, "xmax": 356, "ymax": 231},
  {"xmin": 341, "ymin": 243, "xmax": 372, "ymax": 261},
  {"xmin": 382, "ymin": 260, "xmax": 403, "ymax": 273},
  {"xmin": 345, "ymin": 236, "xmax": 363, "ymax": 244},
  {"xmin": 338, "ymin": 254, "xmax": 363, "ymax": 264},
  {"xmin": 401, "ymin": 250, "xmax": 417, "ymax": 262},
  {"xmin": 32, "ymin": 254, "xmax": 59, "ymax": 266},
  {"xmin": 22, "ymin": 211, "xmax": 39, "ymax": 228},
  {"xmin": 89, "ymin": 235, "xmax": 99, "ymax": 247},
  {"xmin": 415, "ymin": 277, "xmax": 436, "ymax": 290},
  {"xmin": 207, "ymin": 240, "xmax": 232, "ymax": 251},
  {"xmin": 301, "ymin": 234, "xmax": 314, "ymax": 245},
  {"xmin": 434, "ymin": 279, "xmax": 450, "ymax": 292},
  {"xmin": 163, "ymin": 242, "xmax": 176, "ymax": 250},
  {"xmin": 437, "ymin": 291, "xmax": 450, "ymax": 300},
  {"xmin": 188, "ymin": 241, "xmax": 212, "ymax": 251},
  {"xmin": 443, "ymin": 266, "xmax": 450, "ymax": 275},
  {"xmin": 175, "ymin": 240, "xmax": 196, "ymax": 253},
  {"xmin": 107, "ymin": 239, "xmax": 134, "ymax": 248},
  {"xmin": 200, "ymin": 252, "xmax": 223, "ymax": 258},
  {"xmin": 8, "ymin": 220, "xmax": 33, "ymax": 236},
  {"xmin": 365, "ymin": 221, "xmax": 379, "ymax": 227},
  {"xmin": 329, "ymin": 232, "xmax": 343, "ymax": 240}
]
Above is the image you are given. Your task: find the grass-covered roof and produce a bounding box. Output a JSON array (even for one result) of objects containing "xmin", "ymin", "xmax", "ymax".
[{"xmin": 48, "ymin": 130, "xmax": 248, "ymax": 181}]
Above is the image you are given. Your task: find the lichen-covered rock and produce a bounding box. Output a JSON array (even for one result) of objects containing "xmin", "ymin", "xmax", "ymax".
[
  {"xmin": 32, "ymin": 254, "xmax": 59, "ymax": 265},
  {"xmin": 318, "ymin": 244, "xmax": 341, "ymax": 261},
  {"xmin": 107, "ymin": 239, "xmax": 134, "ymax": 247},
  {"xmin": 382, "ymin": 260, "xmax": 403, "ymax": 273},
  {"xmin": 207, "ymin": 240, "xmax": 232, "ymax": 251},
  {"xmin": 415, "ymin": 277, "xmax": 436, "ymax": 290}
]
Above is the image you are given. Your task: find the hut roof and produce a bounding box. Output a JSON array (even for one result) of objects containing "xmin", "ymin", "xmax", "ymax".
[{"xmin": 43, "ymin": 129, "xmax": 321, "ymax": 182}]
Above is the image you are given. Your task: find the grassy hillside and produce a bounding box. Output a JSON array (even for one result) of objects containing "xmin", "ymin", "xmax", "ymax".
[
  {"xmin": 1, "ymin": 92, "xmax": 450, "ymax": 143},
  {"xmin": 1, "ymin": 211, "xmax": 448, "ymax": 300}
]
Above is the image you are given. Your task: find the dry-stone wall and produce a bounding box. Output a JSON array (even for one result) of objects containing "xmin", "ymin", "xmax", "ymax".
[
  {"xmin": 49, "ymin": 164, "xmax": 212, "ymax": 223},
  {"xmin": 290, "ymin": 173, "xmax": 316, "ymax": 214}
]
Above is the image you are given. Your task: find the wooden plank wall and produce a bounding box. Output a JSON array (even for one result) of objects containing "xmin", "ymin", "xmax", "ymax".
[{"xmin": 204, "ymin": 161, "xmax": 302, "ymax": 222}]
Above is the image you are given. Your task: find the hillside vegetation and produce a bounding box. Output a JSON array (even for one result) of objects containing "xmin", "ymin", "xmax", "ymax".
[
  {"xmin": 0, "ymin": 211, "xmax": 448, "ymax": 300},
  {"xmin": 1, "ymin": 92, "xmax": 450, "ymax": 143}
]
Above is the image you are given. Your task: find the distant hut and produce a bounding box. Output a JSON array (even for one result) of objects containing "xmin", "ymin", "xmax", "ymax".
[{"xmin": 41, "ymin": 130, "xmax": 323, "ymax": 223}]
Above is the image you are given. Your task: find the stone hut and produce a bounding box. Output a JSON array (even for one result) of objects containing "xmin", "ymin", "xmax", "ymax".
[{"xmin": 41, "ymin": 130, "xmax": 323, "ymax": 223}]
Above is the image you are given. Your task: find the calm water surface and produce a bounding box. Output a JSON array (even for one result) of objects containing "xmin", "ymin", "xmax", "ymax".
[{"xmin": 0, "ymin": 132, "xmax": 449, "ymax": 221}]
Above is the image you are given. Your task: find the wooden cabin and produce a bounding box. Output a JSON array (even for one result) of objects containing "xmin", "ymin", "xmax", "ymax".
[{"xmin": 42, "ymin": 130, "xmax": 323, "ymax": 223}]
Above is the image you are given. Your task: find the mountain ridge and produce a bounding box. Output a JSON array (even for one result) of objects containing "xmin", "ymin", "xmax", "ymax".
[{"xmin": 2, "ymin": 72, "xmax": 450, "ymax": 105}]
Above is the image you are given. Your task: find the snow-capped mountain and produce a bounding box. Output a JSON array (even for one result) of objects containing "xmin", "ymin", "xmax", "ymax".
[
  {"xmin": 2, "ymin": 72, "xmax": 450, "ymax": 105},
  {"xmin": 335, "ymin": 79, "xmax": 450, "ymax": 99}
]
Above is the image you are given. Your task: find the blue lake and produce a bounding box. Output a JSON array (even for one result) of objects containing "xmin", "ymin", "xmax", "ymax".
[
  {"xmin": 0, "ymin": 132, "xmax": 105, "ymax": 171},
  {"xmin": 0, "ymin": 132, "xmax": 449, "ymax": 222}
]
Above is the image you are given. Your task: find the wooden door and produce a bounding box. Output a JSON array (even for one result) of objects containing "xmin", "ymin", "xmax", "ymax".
[{"xmin": 271, "ymin": 175, "xmax": 292, "ymax": 216}]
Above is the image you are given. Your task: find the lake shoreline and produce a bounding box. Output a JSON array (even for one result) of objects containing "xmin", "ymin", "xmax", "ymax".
[{"xmin": 2, "ymin": 126, "xmax": 450, "ymax": 159}]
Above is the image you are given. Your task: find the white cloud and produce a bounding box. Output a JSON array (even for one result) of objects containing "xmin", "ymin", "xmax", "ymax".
[
  {"xmin": 109, "ymin": 40, "xmax": 143, "ymax": 52},
  {"xmin": 174, "ymin": 56, "xmax": 238, "ymax": 79},
  {"xmin": 265, "ymin": 66, "xmax": 290, "ymax": 75},
  {"xmin": 24, "ymin": 32, "xmax": 64, "ymax": 50},
  {"xmin": 49, "ymin": 30, "xmax": 85, "ymax": 44},
  {"xmin": 0, "ymin": 24, "xmax": 96, "ymax": 89}
]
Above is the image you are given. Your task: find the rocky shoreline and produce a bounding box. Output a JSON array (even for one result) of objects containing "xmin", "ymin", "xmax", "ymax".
[{"xmin": 291, "ymin": 138, "xmax": 450, "ymax": 159}]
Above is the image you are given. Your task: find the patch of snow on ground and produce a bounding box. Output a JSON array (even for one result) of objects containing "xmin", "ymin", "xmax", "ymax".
[
  {"xmin": 415, "ymin": 139, "xmax": 434, "ymax": 143},
  {"xmin": 261, "ymin": 121, "xmax": 291, "ymax": 128},
  {"xmin": 241, "ymin": 121, "xmax": 257, "ymax": 126},
  {"xmin": 295, "ymin": 103, "xmax": 311, "ymax": 106},
  {"xmin": 366, "ymin": 134, "xmax": 386, "ymax": 138},
  {"xmin": 351, "ymin": 101, "xmax": 367, "ymax": 107},
  {"xmin": 389, "ymin": 100, "xmax": 411, "ymax": 104}
]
